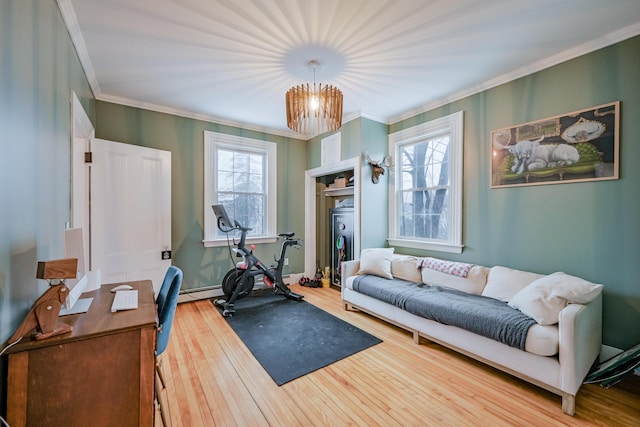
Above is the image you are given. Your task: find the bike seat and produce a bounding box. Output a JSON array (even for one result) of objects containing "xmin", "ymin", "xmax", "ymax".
[{"xmin": 279, "ymin": 231, "xmax": 295, "ymax": 238}]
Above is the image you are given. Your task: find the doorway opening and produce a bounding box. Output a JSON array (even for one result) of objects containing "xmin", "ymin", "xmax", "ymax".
[{"xmin": 304, "ymin": 157, "xmax": 361, "ymax": 278}]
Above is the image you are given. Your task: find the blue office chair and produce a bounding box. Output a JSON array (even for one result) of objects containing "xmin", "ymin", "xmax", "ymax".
[
  {"xmin": 157, "ymin": 265, "xmax": 182, "ymax": 316},
  {"xmin": 155, "ymin": 266, "xmax": 183, "ymax": 426}
]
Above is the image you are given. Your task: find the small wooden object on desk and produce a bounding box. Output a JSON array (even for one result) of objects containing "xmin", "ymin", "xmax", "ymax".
[{"xmin": 7, "ymin": 258, "xmax": 78, "ymax": 343}]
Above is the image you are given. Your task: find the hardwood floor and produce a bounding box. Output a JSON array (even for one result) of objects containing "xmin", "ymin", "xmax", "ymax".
[{"xmin": 156, "ymin": 284, "xmax": 640, "ymax": 426}]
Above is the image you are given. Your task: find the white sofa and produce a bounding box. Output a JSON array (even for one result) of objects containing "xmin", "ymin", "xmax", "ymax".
[{"xmin": 341, "ymin": 250, "xmax": 603, "ymax": 415}]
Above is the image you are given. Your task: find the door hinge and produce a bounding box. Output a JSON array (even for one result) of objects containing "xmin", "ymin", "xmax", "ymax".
[{"xmin": 84, "ymin": 152, "xmax": 92, "ymax": 163}]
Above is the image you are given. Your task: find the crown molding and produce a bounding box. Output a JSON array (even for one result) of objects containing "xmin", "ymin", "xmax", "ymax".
[
  {"xmin": 341, "ymin": 110, "xmax": 361, "ymax": 125},
  {"xmin": 359, "ymin": 112, "xmax": 388, "ymax": 125},
  {"xmin": 96, "ymin": 93, "xmax": 306, "ymax": 139},
  {"xmin": 389, "ymin": 22, "xmax": 640, "ymax": 126},
  {"xmin": 56, "ymin": 0, "xmax": 100, "ymax": 96},
  {"xmin": 340, "ymin": 111, "xmax": 388, "ymax": 127},
  {"xmin": 98, "ymin": 93, "xmax": 371, "ymax": 140}
]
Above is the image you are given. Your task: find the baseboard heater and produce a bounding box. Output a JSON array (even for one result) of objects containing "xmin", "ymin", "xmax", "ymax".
[{"xmin": 177, "ymin": 274, "xmax": 299, "ymax": 303}]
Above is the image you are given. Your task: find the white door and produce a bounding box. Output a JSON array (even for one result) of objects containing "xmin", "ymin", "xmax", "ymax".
[
  {"xmin": 70, "ymin": 93, "xmax": 94, "ymax": 270},
  {"xmin": 90, "ymin": 138, "xmax": 172, "ymax": 295}
]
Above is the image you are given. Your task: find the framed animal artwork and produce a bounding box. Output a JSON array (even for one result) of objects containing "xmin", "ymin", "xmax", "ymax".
[{"xmin": 490, "ymin": 101, "xmax": 619, "ymax": 188}]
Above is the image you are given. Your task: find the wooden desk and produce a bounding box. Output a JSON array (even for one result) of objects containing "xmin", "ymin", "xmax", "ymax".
[{"xmin": 5, "ymin": 281, "xmax": 157, "ymax": 427}]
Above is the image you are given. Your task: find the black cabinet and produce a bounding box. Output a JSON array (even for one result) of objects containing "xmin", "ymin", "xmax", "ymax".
[{"xmin": 330, "ymin": 208, "xmax": 354, "ymax": 286}]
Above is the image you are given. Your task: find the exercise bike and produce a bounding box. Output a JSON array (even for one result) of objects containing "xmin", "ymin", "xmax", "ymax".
[{"xmin": 212, "ymin": 204, "xmax": 304, "ymax": 317}]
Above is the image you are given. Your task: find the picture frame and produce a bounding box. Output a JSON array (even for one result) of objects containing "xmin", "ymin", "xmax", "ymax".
[{"xmin": 490, "ymin": 101, "xmax": 619, "ymax": 188}]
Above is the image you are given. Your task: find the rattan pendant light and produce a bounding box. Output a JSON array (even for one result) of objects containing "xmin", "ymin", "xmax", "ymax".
[{"xmin": 286, "ymin": 60, "xmax": 343, "ymax": 136}]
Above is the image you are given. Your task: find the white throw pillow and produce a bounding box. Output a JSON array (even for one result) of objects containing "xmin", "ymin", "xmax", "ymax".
[
  {"xmin": 508, "ymin": 272, "xmax": 603, "ymax": 325},
  {"xmin": 357, "ymin": 248, "xmax": 395, "ymax": 279},
  {"xmin": 481, "ymin": 266, "xmax": 544, "ymax": 302},
  {"xmin": 391, "ymin": 255, "xmax": 422, "ymax": 283}
]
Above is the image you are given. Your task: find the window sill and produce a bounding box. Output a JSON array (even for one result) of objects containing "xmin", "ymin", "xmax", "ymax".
[
  {"xmin": 387, "ymin": 238, "xmax": 464, "ymax": 254},
  {"xmin": 203, "ymin": 235, "xmax": 278, "ymax": 248}
]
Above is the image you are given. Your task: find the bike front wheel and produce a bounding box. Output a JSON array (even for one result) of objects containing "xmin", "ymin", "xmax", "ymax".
[{"xmin": 222, "ymin": 268, "xmax": 255, "ymax": 300}]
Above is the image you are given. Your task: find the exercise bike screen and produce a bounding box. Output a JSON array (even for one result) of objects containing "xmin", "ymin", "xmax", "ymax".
[{"xmin": 212, "ymin": 204, "xmax": 234, "ymax": 228}]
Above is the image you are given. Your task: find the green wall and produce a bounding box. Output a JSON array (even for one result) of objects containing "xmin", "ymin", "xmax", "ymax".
[
  {"xmin": 359, "ymin": 118, "xmax": 391, "ymax": 249},
  {"xmin": 0, "ymin": 0, "xmax": 96, "ymax": 411},
  {"xmin": 95, "ymin": 102, "xmax": 307, "ymax": 291},
  {"xmin": 307, "ymin": 117, "xmax": 390, "ymax": 250},
  {"xmin": 0, "ymin": 0, "xmax": 95, "ymax": 342},
  {"xmin": 390, "ymin": 36, "xmax": 640, "ymax": 350}
]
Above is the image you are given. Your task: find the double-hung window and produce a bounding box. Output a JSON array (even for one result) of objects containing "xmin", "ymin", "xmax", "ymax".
[
  {"xmin": 203, "ymin": 131, "xmax": 277, "ymax": 247},
  {"xmin": 388, "ymin": 111, "xmax": 464, "ymax": 253}
]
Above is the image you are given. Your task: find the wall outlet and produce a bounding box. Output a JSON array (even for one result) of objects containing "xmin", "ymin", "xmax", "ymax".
[{"xmin": 284, "ymin": 258, "xmax": 289, "ymax": 266}]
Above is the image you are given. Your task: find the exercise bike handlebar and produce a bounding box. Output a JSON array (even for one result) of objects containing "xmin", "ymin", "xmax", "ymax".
[
  {"xmin": 217, "ymin": 217, "xmax": 301, "ymax": 253},
  {"xmin": 217, "ymin": 217, "xmax": 252, "ymax": 250}
]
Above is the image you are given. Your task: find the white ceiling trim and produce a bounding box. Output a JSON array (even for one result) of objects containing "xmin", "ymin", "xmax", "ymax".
[
  {"xmin": 95, "ymin": 92, "xmax": 366, "ymax": 140},
  {"xmin": 57, "ymin": 0, "xmax": 100, "ymax": 96},
  {"xmin": 389, "ymin": 22, "xmax": 640, "ymax": 126},
  {"xmin": 95, "ymin": 92, "xmax": 304, "ymax": 139}
]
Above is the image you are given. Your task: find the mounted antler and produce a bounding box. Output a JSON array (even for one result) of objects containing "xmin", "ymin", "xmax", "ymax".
[{"xmin": 364, "ymin": 151, "xmax": 393, "ymax": 184}]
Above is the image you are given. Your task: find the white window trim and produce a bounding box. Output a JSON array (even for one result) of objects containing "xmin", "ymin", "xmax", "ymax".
[
  {"xmin": 203, "ymin": 131, "xmax": 277, "ymax": 247},
  {"xmin": 388, "ymin": 111, "xmax": 464, "ymax": 254}
]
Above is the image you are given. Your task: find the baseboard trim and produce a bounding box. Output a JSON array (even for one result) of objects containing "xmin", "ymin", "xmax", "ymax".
[
  {"xmin": 178, "ymin": 286, "xmax": 223, "ymax": 303},
  {"xmin": 177, "ymin": 274, "xmax": 302, "ymax": 304}
]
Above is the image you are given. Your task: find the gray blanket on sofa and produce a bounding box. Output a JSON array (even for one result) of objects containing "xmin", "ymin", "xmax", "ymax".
[{"xmin": 352, "ymin": 275, "xmax": 536, "ymax": 350}]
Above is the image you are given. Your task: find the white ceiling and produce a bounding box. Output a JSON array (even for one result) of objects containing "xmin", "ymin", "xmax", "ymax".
[{"xmin": 61, "ymin": 0, "xmax": 640, "ymax": 137}]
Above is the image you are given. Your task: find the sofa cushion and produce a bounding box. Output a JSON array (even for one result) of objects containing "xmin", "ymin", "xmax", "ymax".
[
  {"xmin": 525, "ymin": 324, "xmax": 559, "ymax": 356},
  {"xmin": 481, "ymin": 266, "xmax": 544, "ymax": 302},
  {"xmin": 508, "ymin": 272, "xmax": 603, "ymax": 325},
  {"xmin": 353, "ymin": 274, "xmax": 535, "ymax": 349},
  {"xmin": 420, "ymin": 264, "xmax": 489, "ymax": 295},
  {"xmin": 391, "ymin": 255, "xmax": 422, "ymax": 283},
  {"xmin": 357, "ymin": 248, "xmax": 395, "ymax": 279},
  {"xmin": 345, "ymin": 274, "xmax": 357, "ymax": 290}
]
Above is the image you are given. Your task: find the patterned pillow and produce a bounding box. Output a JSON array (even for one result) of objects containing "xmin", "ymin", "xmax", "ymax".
[
  {"xmin": 417, "ymin": 257, "xmax": 475, "ymax": 278},
  {"xmin": 421, "ymin": 264, "xmax": 489, "ymax": 295}
]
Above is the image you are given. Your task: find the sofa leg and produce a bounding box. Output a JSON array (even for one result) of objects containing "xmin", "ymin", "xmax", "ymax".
[
  {"xmin": 562, "ymin": 393, "xmax": 575, "ymax": 416},
  {"xmin": 413, "ymin": 330, "xmax": 420, "ymax": 344},
  {"xmin": 344, "ymin": 302, "xmax": 358, "ymax": 311}
]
